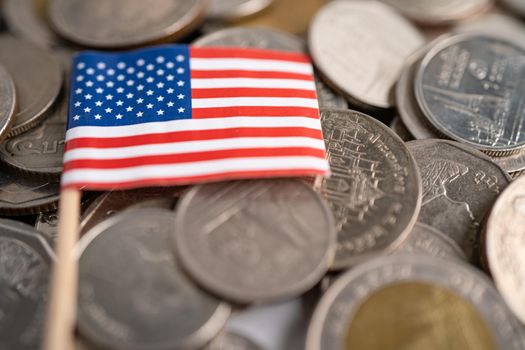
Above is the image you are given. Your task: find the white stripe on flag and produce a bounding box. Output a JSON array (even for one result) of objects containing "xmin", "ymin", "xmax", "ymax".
[
  {"xmin": 190, "ymin": 58, "xmax": 313, "ymax": 75},
  {"xmin": 191, "ymin": 97, "xmax": 319, "ymax": 109},
  {"xmin": 190, "ymin": 78, "xmax": 316, "ymax": 90}
]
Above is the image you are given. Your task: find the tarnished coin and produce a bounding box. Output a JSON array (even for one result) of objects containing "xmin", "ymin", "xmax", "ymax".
[
  {"xmin": 306, "ymin": 255, "xmax": 525, "ymax": 350},
  {"xmin": 0, "ymin": 63, "xmax": 16, "ymax": 142},
  {"xmin": 309, "ymin": 0, "xmax": 424, "ymax": 109},
  {"xmin": 77, "ymin": 208, "xmax": 230, "ymax": 350},
  {"xmin": 319, "ymin": 110, "xmax": 421, "ymax": 269},
  {"xmin": 0, "ymin": 168, "xmax": 60, "ymax": 215},
  {"xmin": 389, "ymin": 117, "xmax": 414, "ymax": 142},
  {"xmin": 415, "ymin": 34, "xmax": 525, "ymax": 155},
  {"xmin": 485, "ymin": 175, "xmax": 525, "ymax": 324},
  {"xmin": 394, "ymin": 223, "xmax": 467, "ymax": 261},
  {"xmin": 193, "ymin": 27, "xmax": 346, "ymax": 109},
  {"xmin": 0, "ymin": 90, "xmax": 66, "ymax": 177},
  {"xmin": 204, "ymin": 332, "xmax": 263, "ymax": 350},
  {"xmin": 0, "ymin": 219, "xmax": 53, "ymax": 350},
  {"xmin": 49, "ymin": 0, "xmax": 207, "ymax": 48},
  {"xmin": 207, "ymin": 0, "xmax": 274, "ymax": 20},
  {"xmin": 406, "ymin": 139, "xmax": 511, "ymax": 261},
  {"xmin": 381, "ymin": 0, "xmax": 492, "ymax": 26},
  {"xmin": 0, "ymin": 36, "xmax": 62, "ymax": 136},
  {"xmin": 174, "ymin": 179, "xmax": 336, "ymax": 304}
]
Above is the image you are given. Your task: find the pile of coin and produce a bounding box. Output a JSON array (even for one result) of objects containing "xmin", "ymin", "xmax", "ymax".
[{"xmin": 1, "ymin": 0, "xmax": 525, "ymax": 349}]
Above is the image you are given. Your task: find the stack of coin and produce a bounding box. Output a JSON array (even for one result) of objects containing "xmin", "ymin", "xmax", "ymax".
[{"xmin": 0, "ymin": 1, "xmax": 525, "ymax": 349}]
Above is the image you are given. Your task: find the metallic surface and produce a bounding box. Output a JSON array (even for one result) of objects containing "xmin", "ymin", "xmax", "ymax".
[
  {"xmin": 0, "ymin": 63, "xmax": 16, "ymax": 142},
  {"xmin": 204, "ymin": 332, "xmax": 263, "ymax": 350},
  {"xmin": 207, "ymin": 0, "xmax": 273, "ymax": 20}
]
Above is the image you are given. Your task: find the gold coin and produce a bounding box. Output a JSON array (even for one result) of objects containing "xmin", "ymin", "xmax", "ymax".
[{"xmin": 345, "ymin": 282, "xmax": 497, "ymax": 350}]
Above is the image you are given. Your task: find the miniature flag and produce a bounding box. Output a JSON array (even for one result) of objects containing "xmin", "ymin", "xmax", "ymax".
[{"xmin": 62, "ymin": 45, "xmax": 329, "ymax": 189}]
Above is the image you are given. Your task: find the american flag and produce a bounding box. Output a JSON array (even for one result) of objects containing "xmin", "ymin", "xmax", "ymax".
[{"xmin": 62, "ymin": 45, "xmax": 329, "ymax": 189}]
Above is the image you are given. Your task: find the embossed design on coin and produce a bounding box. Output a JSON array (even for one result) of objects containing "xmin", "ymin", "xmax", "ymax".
[
  {"xmin": 309, "ymin": 0, "xmax": 424, "ymax": 109},
  {"xmin": 174, "ymin": 179, "xmax": 336, "ymax": 303},
  {"xmin": 77, "ymin": 208, "xmax": 230, "ymax": 350},
  {"xmin": 407, "ymin": 139, "xmax": 510, "ymax": 261},
  {"xmin": 306, "ymin": 255, "xmax": 525, "ymax": 350},
  {"xmin": 415, "ymin": 34, "xmax": 525, "ymax": 154},
  {"xmin": 486, "ymin": 175, "xmax": 525, "ymax": 324},
  {"xmin": 0, "ymin": 63, "xmax": 16, "ymax": 142},
  {"xmin": 319, "ymin": 110, "xmax": 421, "ymax": 269},
  {"xmin": 49, "ymin": 0, "xmax": 207, "ymax": 48},
  {"xmin": 0, "ymin": 219, "xmax": 52, "ymax": 350}
]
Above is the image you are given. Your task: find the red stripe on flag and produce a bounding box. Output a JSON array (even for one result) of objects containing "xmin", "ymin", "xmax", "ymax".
[
  {"xmin": 190, "ymin": 70, "xmax": 313, "ymax": 80},
  {"xmin": 192, "ymin": 106, "xmax": 320, "ymax": 119},
  {"xmin": 190, "ymin": 47, "xmax": 310, "ymax": 63},
  {"xmin": 62, "ymin": 169, "xmax": 325, "ymax": 190},
  {"xmin": 191, "ymin": 88, "xmax": 317, "ymax": 99},
  {"xmin": 65, "ymin": 127, "xmax": 323, "ymax": 150}
]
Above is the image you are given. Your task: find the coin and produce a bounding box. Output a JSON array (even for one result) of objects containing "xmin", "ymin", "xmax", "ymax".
[
  {"xmin": 0, "ymin": 168, "xmax": 60, "ymax": 215},
  {"xmin": 0, "ymin": 36, "xmax": 62, "ymax": 136},
  {"xmin": 414, "ymin": 34, "xmax": 525, "ymax": 156},
  {"xmin": 394, "ymin": 222, "xmax": 467, "ymax": 261},
  {"xmin": 174, "ymin": 179, "xmax": 336, "ymax": 304},
  {"xmin": 204, "ymin": 332, "xmax": 263, "ymax": 350},
  {"xmin": 77, "ymin": 208, "xmax": 230, "ymax": 350},
  {"xmin": 0, "ymin": 63, "xmax": 16, "ymax": 142},
  {"xmin": 491, "ymin": 149, "xmax": 525, "ymax": 174},
  {"xmin": 454, "ymin": 13, "xmax": 525, "ymax": 43},
  {"xmin": 306, "ymin": 255, "xmax": 525, "ymax": 350},
  {"xmin": 0, "ymin": 90, "xmax": 66, "ymax": 177},
  {"xmin": 193, "ymin": 27, "xmax": 346, "ymax": 109},
  {"xmin": 406, "ymin": 139, "xmax": 511, "ymax": 261},
  {"xmin": 0, "ymin": 219, "xmax": 53, "ymax": 350},
  {"xmin": 381, "ymin": 0, "xmax": 492, "ymax": 26},
  {"xmin": 207, "ymin": 0, "xmax": 274, "ymax": 21},
  {"xmin": 49, "ymin": 0, "xmax": 207, "ymax": 48},
  {"xmin": 389, "ymin": 117, "xmax": 414, "ymax": 142},
  {"xmin": 309, "ymin": 0, "xmax": 424, "ymax": 109},
  {"xmin": 319, "ymin": 109, "xmax": 421, "ymax": 269},
  {"xmin": 485, "ymin": 175, "xmax": 525, "ymax": 324}
]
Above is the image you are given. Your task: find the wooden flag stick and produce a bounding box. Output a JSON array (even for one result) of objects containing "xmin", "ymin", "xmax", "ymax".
[{"xmin": 43, "ymin": 188, "xmax": 82, "ymax": 350}]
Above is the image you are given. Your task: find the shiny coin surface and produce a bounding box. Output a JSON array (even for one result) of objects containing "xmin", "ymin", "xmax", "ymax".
[
  {"xmin": 485, "ymin": 175, "xmax": 525, "ymax": 324},
  {"xmin": 49, "ymin": 0, "xmax": 207, "ymax": 48},
  {"xmin": 0, "ymin": 91, "xmax": 66, "ymax": 177},
  {"xmin": 0, "ymin": 168, "xmax": 60, "ymax": 215},
  {"xmin": 407, "ymin": 139, "xmax": 510, "ymax": 261},
  {"xmin": 77, "ymin": 208, "xmax": 230, "ymax": 350},
  {"xmin": 309, "ymin": 0, "xmax": 424, "ymax": 109},
  {"xmin": 0, "ymin": 63, "xmax": 16, "ymax": 142},
  {"xmin": 0, "ymin": 36, "xmax": 62, "ymax": 136},
  {"xmin": 415, "ymin": 34, "xmax": 525, "ymax": 155},
  {"xmin": 306, "ymin": 255, "xmax": 525, "ymax": 350},
  {"xmin": 394, "ymin": 222, "xmax": 466, "ymax": 261},
  {"xmin": 204, "ymin": 332, "xmax": 263, "ymax": 350},
  {"xmin": 381, "ymin": 0, "xmax": 492, "ymax": 26},
  {"xmin": 319, "ymin": 109, "xmax": 421, "ymax": 269},
  {"xmin": 0, "ymin": 219, "xmax": 53, "ymax": 350},
  {"xmin": 194, "ymin": 27, "xmax": 346, "ymax": 109},
  {"xmin": 174, "ymin": 179, "xmax": 336, "ymax": 304},
  {"xmin": 207, "ymin": 0, "xmax": 274, "ymax": 20}
]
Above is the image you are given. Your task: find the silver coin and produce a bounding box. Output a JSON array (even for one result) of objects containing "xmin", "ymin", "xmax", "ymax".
[
  {"xmin": 381, "ymin": 0, "xmax": 492, "ymax": 26},
  {"xmin": 204, "ymin": 332, "xmax": 264, "ymax": 350},
  {"xmin": 49, "ymin": 0, "xmax": 207, "ymax": 48},
  {"xmin": 0, "ymin": 219, "xmax": 53, "ymax": 350},
  {"xmin": 394, "ymin": 222, "xmax": 467, "ymax": 261},
  {"xmin": 485, "ymin": 175, "xmax": 525, "ymax": 324},
  {"xmin": 454, "ymin": 13, "xmax": 525, "ymax": 43},
  {"xmin": 0, "ymin": 63, "xmax": 16, "ymax": 142},
  {"xmin": 77, "ymin": 208, "xmax": 230, "ymax": 350},
  {"xmin": 0, "ymin": 168, "xmax": 60, "ymax": 215},
  {"xmin": 309, "ymin": 0, "xmax": 424, "ymax": 109},
  {"xmin": 406, "ymin": 139, "xmax": 511, "ymax": 261},
  {"xmin": 306, "ymin": 255, "xmax": 525, "ymax": 350},
  {"xmin": 415, "ymin": 34, "xmax": 525, "ymax": 155},
  {"xmin": 0, "ymin": 90, "xmax": 66, "ymax": 177},
  {"xmin": 491, "ymin": 149, "xmax": 525, "ymax": 174},
  {"xmin": 389, "ymin": 117, "xmax": 414, "ymax": 142},
  {"xmin": 0, "ymin": 36, "xmax": 62, "ymax": 136},
  {"xmin": 207, "ymin": 0, "xmax": 273, "ymax": 20},
  {"xmin": 193, "ymin": 27, "xmax": 346, "ymax": 109},
  {"xmin": 500, "ymin": 0, "xmax": 525, "ymax": 17},
  {"xmin": 319, "ymin": 109, "xmax": 421, "ymax": 269},
  {"xmin": 174, "ymin": 179, "xmax": 336, "ymax": 304}
]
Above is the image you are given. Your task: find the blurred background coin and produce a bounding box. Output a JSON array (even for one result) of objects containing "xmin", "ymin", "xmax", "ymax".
[
  {"xmin": 319, "ymin": 109, "xmax": 421, "ymax": 269},
  {"xmin": 207, "ymin": 0, "xmax": 274, "ymax": 21},
  {"xmin": 500, "ymin": 0, "xmax": 525, "ymax": 17},
  {"xmin": 204, "ymin": 332, "xmax": 264, "ymax": 350},
  {"xmin": 0, "ymin": 63, "xmax": 16, "ymax": 142}
]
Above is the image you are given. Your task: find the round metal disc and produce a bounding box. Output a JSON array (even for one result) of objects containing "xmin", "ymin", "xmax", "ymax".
[{"xmin": 0, "ymin": 63, "xmax": 16, "ymax": 142}]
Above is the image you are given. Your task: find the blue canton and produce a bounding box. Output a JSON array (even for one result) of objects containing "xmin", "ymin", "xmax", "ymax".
[{"xmin": 69, "ymin": 45, "xmax": 192, "ymax": 128}]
